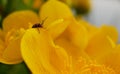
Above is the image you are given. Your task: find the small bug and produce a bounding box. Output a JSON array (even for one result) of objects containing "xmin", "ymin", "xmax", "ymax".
[
  {"xmin": 32, "ymin": 23, "xmax": 43, "ymax": 33},
  {"xmin": 32, "ymin": 23, "xmax": 43, "ymax": 28},
  {"xmin": 32, "ymin": 17, "xmax": 47, "ymax": 33}
]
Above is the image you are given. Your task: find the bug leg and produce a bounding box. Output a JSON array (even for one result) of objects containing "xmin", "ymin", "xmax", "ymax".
[{"xmin": 37, "ymin": 28, "xmax": 40, "ymax": 33}]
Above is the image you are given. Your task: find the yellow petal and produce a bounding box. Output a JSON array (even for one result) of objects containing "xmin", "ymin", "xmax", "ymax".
[
  {"xmin": 0, "ymin": 29, "xmax": 5, "ymax": 40},
  {"xmin": 54, "ymin": 19, "xmax": 89, "ymax": 61},
  {"xmin": 0, "ymin": 38, "xmax": 5, "ymax": 57},
  {"xmin": 0, "ymin": 29, "xmax": 24, "ymax": 64},
  {"xmin": 0, "ymin": 29, "xmax": 5, "ymax": 60},
  {"xmin": 46, "ymin": 19, "xmax": 69, "ymax": 39},
  {"xmin": 21, "ymin": 28, "xmax": 69, "ymax": 73},
  {"xmin": 66, "ymin": 19, "xmax": 88, "ymax": 50},
  {"xmin": 39, "ymin": 0, "xmax": 73, "ymax": 28},
  {"xmin": 78, "ymin": 19, "xmax": 98, "ymax": 39},
  {"xmin": 85, "ymin": 29, "xmax": 116, "ymax": 60},
  {"xmin": 56, "ymin": 19, "xmax": 88, "ymax": 49},
  {"xmin": 49, "ymin": 45, "xmax": 69, "ymax": 73},
  {"xmin": 55, "ymin": 34, "xmax": 89, "ymax": 61},
  {"xmin": 101, "ymin": 25, "xmax": 118, "ymax": 43},
  {"xmin": 3, "ymin": 10, "xmax": 39, "ymax": 33},
  {"xmin": 0, "ymin": 38, "xmax": 22, "ymax": 64},
  {"xmin": 99, "ymin": 45, "xmax": 120, "ymax": 73}
]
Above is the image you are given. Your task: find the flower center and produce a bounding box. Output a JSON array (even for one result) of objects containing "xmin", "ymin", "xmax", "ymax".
[{"xmin": 60, "ymin": 57, "xmax": 116, "ymax": 74}]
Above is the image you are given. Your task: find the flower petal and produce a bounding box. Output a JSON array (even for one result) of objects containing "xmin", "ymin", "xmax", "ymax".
[
  {"xmin": 99, "ymin": 45, "xmax": 120, "ymax": 73},
  {"xmin": 58, "ymin": 19, "xmax": 88, "ymax": 48},
  {"xmin": 39, "ymin": 0, "xmax": 73, "ymax": 28},
  {"xmin": 0, "ymin": 29, "xmax": 24, "ymax": 64},
  {"xmin": 78, "ymin": 19, "xmax": 98, "ymax": 39},
  {"xmin": 49, "ymin": 45, "xmax": 69, "ymax": 73},
  {"xmin": 0, "ymin": 38, "xmax": 22, "ymax": 64},
  {"xmin": 0, "ymin": 29, "xmax": 5, "ymax": 40},
  {"xmin": 0, "ymin": 38, "xmax": 4, "ymax": 58},
  {"xmin": 3, "ymin": 10, "xmax": 39, "ymax": 33},
  {"xmin": 101, "ymin": 25, "xmax": 118, "ymax": 43},
  {"xmin": 55, "ymin": 32, "xmax": 89, "ymax": 61},
  {"xmin": 85, "ymin": 29, "xmax": 116, "ymax": 60},
  {"xmin": 46, "ymin": 19, "xmax": 69, "ymax": 39},
  {"xmin": 21, "ymin": 28, "xmax": 69, "ymax": 73},
  {"xmin": 66, "ymin": 19, "xmax": 88, "ymax": 50}
]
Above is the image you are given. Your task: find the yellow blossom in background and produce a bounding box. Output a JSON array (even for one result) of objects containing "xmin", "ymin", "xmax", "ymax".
[
  {"xmin": 0, "ymin": 10, "xmax": 40, "ymax": 64},
  {"xmin": 0, "ymin": 28, "xmax": 25, "ymax": 64},
  {"xmin": 60, "ymin": 0, "xmax": 91, "ymax": 14},
  {"xmin": 0, "ymin": 0, "xmax": 120, "ymax": 74}
]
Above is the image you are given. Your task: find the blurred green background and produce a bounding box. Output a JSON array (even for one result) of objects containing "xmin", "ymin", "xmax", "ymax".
[{"xmin": 0, "ymin": 62, "xmax": 31, "ymax": 74}]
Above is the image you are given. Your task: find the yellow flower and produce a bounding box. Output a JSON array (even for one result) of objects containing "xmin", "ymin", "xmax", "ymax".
[
  {"xmin": 0, "ymin": 10, "xmax": 39, "ymax": 64},
  {"xmin": 0, "ymin": 0, "xmax": 119, "ymax": 74},
  {"xmin": 21, "ymin": 28, "xmax": 115, "ymax": 74},
  {"xmin": 21, "ymin": 0, "xmax": 117, "ymax": 73},
  {"xmin": 0, "ymin": 7, "xmax": 69, "ymax": 64},
  {"xmin": 0, "ymin": 28, "xmax": 25, "ymax": 64}
]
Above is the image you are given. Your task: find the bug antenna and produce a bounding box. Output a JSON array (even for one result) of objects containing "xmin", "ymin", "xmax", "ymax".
[{"xmin": 41, "ymin": 17, "xmax": 48, "ymax": 25}]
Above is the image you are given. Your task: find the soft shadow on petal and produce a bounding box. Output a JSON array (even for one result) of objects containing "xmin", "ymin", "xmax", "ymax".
[
  {"xmin": 49, "ymin": 45, "xmax": 69, "ymax": 73},
  {"xmin": 39, "ymin": 0, "xmax": 73, "ymax": 28},
  {"xmin": 55, "ymin": 37, "xmax": 89, "ymax": 62},
  {"xmin": 55, "ymin": 19, "xmax": 89, "ymax": 60},
  {"xmin": 3, "ymin": 10, "xmax": 39, "ymax": 33},
  {"xmin": 66, "ymin": 19, "xmax": 88, "ymax": 50},
  {"xmin": 55, "ymin": 19, "xmax": 88, "ymax": 56},
  {"xmin": 21, "ymin": 29, "xmax": 69, "ymax": 74}
]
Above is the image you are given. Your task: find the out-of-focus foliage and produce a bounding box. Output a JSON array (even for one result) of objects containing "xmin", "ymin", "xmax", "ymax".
[
  {"xmin": 0, "ymin": 62, "xmax": 31, "ymax": 74},
  {"xmin": 0, "ymin": 0, "xmax": 37, "ymax": 18}
]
